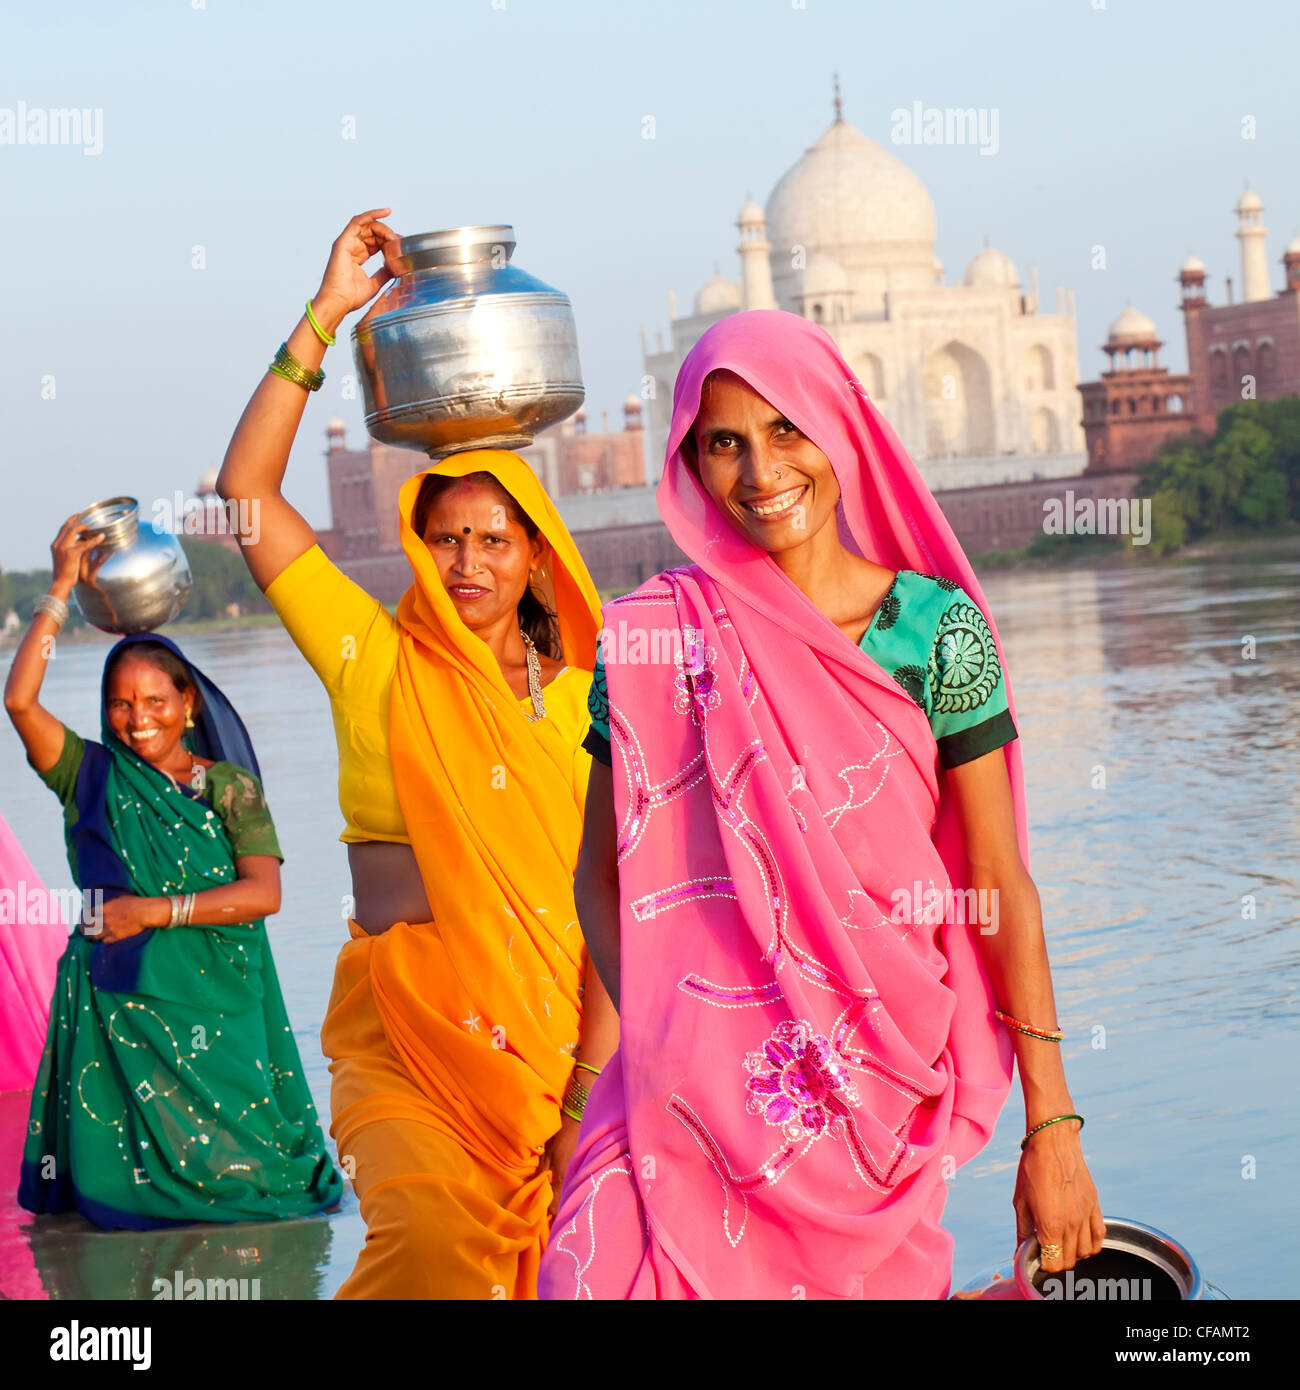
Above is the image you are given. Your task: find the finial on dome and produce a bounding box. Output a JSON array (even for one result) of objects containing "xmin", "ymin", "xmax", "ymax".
[
  {"xmin": 984, "ymin": 232, "xmax": 990, "ymax": 249},
  {"xmin": 832, "ymin": 72, "xmax": 842, "ymax": 123}
]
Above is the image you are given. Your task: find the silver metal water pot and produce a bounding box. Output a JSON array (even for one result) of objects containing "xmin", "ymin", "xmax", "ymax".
[
  {"xmin": 72, "ymin": 497, "xmax": 192, "ymax": 634},
  {"xmin": 352, "ymin": 224, "xmax": 584, "ymax": 457},
  {"xmin": 952, "ymin": 1217, "xmax": 1228, "ymax": 1300}
]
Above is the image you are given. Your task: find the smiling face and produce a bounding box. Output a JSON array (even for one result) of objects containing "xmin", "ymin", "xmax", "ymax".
[
  {"xmin": 420, "ymin": 477, "xmax": 546, "ymax": 632},
  {"xmin": 104, "ymin": 655, "xmax": 193, "ymax": 767},
  {"xmin": 687, "ymin": 370, "xmax": 840, "ymax": 554}
]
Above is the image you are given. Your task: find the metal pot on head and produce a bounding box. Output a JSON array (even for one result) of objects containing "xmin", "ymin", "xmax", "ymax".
[
  {"xmin": 72, "ymin": 497, "xmax": 193, "ymax": 635},
  {"xmin": 352, "ymin": 224, "xmax": 584, "ymax": 458},
  {"xmin": 951, "ymin": 1217, "xmax": 1228, "ymax": 1301}
]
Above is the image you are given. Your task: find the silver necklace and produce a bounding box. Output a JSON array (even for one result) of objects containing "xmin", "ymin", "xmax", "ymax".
[{"xmin": 520, "ymin": 628, "xmax": 546, "ymax": 722}]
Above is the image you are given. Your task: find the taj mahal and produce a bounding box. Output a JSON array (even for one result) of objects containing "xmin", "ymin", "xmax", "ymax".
[{"xmin": 642, "ymin": 95, "xmax": 1086, "ymax": 489}]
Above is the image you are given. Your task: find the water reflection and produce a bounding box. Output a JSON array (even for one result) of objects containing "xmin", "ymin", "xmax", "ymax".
[{"xmin": 0, "ymin": 546, "xmax": 1295, "ymax": 1297}]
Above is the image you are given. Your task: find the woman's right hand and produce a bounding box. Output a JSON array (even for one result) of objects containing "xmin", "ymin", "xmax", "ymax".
[
  {"xmin": 311, "ymin": 208, "xmax": 402, "ymax": 327},
  {"xmin": 49, "ymin": 513, "xmax": 104, "ymax": 598}
]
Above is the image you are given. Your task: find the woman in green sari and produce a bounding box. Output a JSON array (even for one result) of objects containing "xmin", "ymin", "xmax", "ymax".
[{"xmin": 3, "ymin": 515, "xmax": 342, "ymax": 1230}]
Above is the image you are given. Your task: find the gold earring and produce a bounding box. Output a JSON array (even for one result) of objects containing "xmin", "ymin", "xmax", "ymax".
[{"xmin": 185, "ymin": 713, "xmax": 195, "ymax": 729}]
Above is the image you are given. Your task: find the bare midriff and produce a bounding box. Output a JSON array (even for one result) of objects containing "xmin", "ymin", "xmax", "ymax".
[{"xmin": 347, "ymin": 841, "xmax": 433, "ymax": 934}]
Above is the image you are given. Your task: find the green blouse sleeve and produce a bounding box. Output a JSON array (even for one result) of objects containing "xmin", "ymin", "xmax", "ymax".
[
  {"xmin": 925, "ymin": 586, "xmax": 1018, "ymax": 767},
  {"xmin": 864, "ymin": 573, "xmax": 1017, "ymax": 769},
  {"xmin": 29, "ymin": 725, "xmax": 86, "ymax": 809},
  {"xmin": 582, "ymin": 645, "xmax": 612, "ymax": 767},
  {"xmin": 208, "ymin": 764, "xmax": 284, "ymax": 861}
]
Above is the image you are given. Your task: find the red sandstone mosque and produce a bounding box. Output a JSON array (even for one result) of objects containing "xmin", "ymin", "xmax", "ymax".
[{"xmin": 1082, "ymin": 188, "xmax": 1300, "ymax": 474}]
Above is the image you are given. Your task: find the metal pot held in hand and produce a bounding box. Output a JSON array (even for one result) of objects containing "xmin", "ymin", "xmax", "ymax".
[
  {"xmin": 352, "ymin": 224, "xmax": 584, "ymax": 458},
  {"xmin": 951, "ymin": 1217, "xmax": 1229, "ymax": 1301},
  {"xmin": 72, "ymin": 497, "xmax": 192, "ymax": 634}
]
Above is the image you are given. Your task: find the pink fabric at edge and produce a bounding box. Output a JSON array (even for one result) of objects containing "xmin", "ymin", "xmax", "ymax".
[
  {"xmin": 0, "ymin": 809, "xmax": 65, "ymax": 1094},
  {"xmin": 540, "ymin": 310, "xmax": 1027, "ymax": 1299}
]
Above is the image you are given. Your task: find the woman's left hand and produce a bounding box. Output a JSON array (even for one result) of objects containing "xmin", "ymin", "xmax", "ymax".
[
  {"xmin": 543, "ymin": 1113, "xmax": 582, "ymax": 1222},
  {"xmin": 1013, "ymin": 1122, "xmax": 1106, "ymax": 1274},
  {"xmin": 90, "ymin": 895, "xmax": 165, "ymax": 944}
]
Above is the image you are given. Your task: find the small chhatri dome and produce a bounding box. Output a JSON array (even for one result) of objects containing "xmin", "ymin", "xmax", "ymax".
[
  {"xmin": 963, "ymin": 245, "xmax": 1020, "ymax": 288},
  {"xmin": 1108, "ymin": 304, "xmax": 1158, "ymax": 342},
  {"xmin": 1180, "ymin": 253, "xmax": 1206, "ymax": 274},
  {"xmin": 1284, "ymin": 234, "xmax": 1300, "ymax": 256},
  {"xmin": 737, "ymin": 199, "xmax": 765, "ymax": 226},
  {"xmin": 1236, "ymin": 187, "xmax": 1263, "ymax": 215},
  {"xmin": 624, "ymin": 392, "xmax": 642, "ymax": 410},
  {"xmin": 694, "ymin": 272, "xmax": 742, "ymax": 315},
  {"xmin": 798, "ymin": 256, "xmax": 850, "ymax": 296},
  {"xmin": 196, "ymin": 467, "xmax": 219, "ymax": 496}
]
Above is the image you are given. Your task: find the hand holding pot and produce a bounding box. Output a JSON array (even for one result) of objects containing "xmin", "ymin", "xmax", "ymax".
[
  {"xmin": 312, "ymin": 207, "xmax": 403, "ymax": 329},
  {"xmin": 49, "ymin": 513, "xmax": 104, "ymax": 598}
]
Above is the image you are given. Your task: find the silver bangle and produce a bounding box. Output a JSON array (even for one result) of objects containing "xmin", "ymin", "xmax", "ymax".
[
  {"xmin": 32, "ymin": 593, "xmax": 69, "ymax": 626},
  {"xmin": 167, "ymin": 894, "xmax": 184, "ymax": 928},
  {"xmin": 182, "ymin": 892, "xmax": 196, "ymax": 926}
]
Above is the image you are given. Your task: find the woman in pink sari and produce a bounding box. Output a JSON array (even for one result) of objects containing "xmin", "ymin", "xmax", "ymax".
[{"xmin": 538, "ymin": 310, "xmax": 1104, "ymax": 1299}]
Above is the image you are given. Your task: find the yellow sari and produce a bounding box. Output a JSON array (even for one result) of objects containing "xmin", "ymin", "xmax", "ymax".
[{"xmin": 323, "ymin": 450, "xmax": 601, "ymax": 1299}]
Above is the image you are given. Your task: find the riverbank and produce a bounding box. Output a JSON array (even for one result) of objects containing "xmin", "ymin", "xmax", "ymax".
[
  {"xmin": 5, "ymin": 530, "xmax": 1294, "ymax": 650},
  {"xmin": 971, "ymin": 523, "xmax": 1300, "ymax": 573}
]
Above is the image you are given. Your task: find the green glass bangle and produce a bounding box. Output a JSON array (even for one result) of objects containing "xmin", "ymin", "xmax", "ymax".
[
  {"xmin": 1021, "ymin": 1113, "xmax": 1084, "ymax": 1151},
  {"xmin": 305, "ymin": 298, "xmax": 337, "ymax": 347},
  {"xmin": 268, "ymin": 343, "xmax": 324, "ymax": 392}
]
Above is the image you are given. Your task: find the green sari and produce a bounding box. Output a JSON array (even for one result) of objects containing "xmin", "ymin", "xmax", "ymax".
[{"xmin": 20, "ymin": 640, "xmax": 341, "ymax": 1231}]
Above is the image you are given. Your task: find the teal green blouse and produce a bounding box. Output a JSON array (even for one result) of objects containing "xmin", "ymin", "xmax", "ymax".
[{"xmin": 582, "ymin": 571, "xmax": 1017, "ymax": 770}]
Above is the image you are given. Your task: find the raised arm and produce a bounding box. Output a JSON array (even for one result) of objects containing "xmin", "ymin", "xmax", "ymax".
[
  {"xmin": 4, "ymin": 515, "xmax": 103, "ymax": 771},
  {"xmin": 216, "ymin": 208, "xmax": 402, "ymax": 592}
]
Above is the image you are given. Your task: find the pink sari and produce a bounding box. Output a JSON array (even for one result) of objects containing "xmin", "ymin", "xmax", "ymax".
[
  {"xmin": 539, "ymin": 310, "xmax": 1029, "ymax": 1300},
  {"xmin": 0, "ymin": 810, "xmax": 65, "ymax": 1095}
]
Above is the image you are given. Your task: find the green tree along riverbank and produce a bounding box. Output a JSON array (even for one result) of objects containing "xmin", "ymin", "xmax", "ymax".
[{"xmin": 975, "ymin": 396, "xmax": 1300, "ymax": 568}]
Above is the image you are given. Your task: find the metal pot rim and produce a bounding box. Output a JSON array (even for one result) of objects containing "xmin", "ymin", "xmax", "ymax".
[
  {"xmin": 1016, "ymin": 1215, "xmax": 1203, "ymax": 1300},
  {"xmin": 78, "ymin": 495, "xmax": 139, "ymax": 525},
  {"xmin": 394, "ymin": 225, "xmax": 516, "ymax": 272}
]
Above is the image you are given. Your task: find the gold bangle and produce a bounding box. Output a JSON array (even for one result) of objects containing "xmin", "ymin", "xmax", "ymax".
[
  {"xmin": 268, "ymin": 342, "xmax": 325, "ymax": 392},
  {"xmin": 561, "ymin": 1074, "xmax": 590, "ymax": 1121}
]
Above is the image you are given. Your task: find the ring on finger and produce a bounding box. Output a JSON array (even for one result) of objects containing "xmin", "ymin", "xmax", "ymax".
[{"xmin": 1039, "ymin": 1241, "xmax": 1063, "ymax": 1259}]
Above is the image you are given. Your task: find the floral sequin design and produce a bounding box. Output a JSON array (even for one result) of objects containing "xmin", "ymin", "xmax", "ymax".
[
  {"xmin": 673, "ymin": 626, "xmax": 722, "ymax": 725},
  {"xmin": 744, "ymin": 1021, "xmax": 861, "ymax": 1139},
  {"xmin": 928, "ymin": 601, "xmax": 1001, "ymax": 714}
]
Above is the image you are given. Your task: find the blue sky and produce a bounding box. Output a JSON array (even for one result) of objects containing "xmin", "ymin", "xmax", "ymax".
[{"xmin": 1, "ymin": 0, "xmax": 1295, "ymax": 568}]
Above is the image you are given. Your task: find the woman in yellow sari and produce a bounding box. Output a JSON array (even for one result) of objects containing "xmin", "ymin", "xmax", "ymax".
[{"xmin": 216, "ymin": 209, "xmax": 618, "ymax": 1298}]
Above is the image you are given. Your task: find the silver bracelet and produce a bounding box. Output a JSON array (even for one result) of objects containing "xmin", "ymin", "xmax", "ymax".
[
  {"xmin": 32, "ymin": 593, "xmax": 69, "ymax": 626},
  {"xmin": 167, "ymin": 894, "xmax": 184, "ymax": 928},
  {"xmin": 182, "ymin": 892, "xmax": 197, "ymax": 926}
]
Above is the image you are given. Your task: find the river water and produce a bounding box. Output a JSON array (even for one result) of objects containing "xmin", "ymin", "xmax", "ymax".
[{"xmin": 1, "ymin": 545, "xmax": 1295, "ymax": 1299}]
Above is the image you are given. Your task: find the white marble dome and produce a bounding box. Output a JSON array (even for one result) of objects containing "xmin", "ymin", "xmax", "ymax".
[
  {"xmin": 737, "ymin": 199, "xmax": 765, "ymax": 226},
  {"xmin": 694, "ymin": 274, "xmax": 742, "ymax": 315},
  {"xmin": 964, "ymin": 246, "xmax": 1020, "ymax": 288},
  {"xmin": 196, "ymin": 467, "xmax": 219, "ymax": 496},
  {"xmin": 1180, "ymin": 253, "xmax": 1206, "ymax": 274},
  {"xmin": 1236, "ymin": 188, "xmax": 1262, "ymax": 214},
  {"xmin": 1285, "ymin": 235, "xmax": 1300, "ymax": 256},
  {"xmin": 1108, "ymin": 305, "xmax": 1158, "ymax": 342},
  {"xmin": 799, "ymin": 256, "xmax": 850, "ymax": 296},
  {"xmin": 765, "ymin": 118, "xmax": 936, "ymax": 261}
]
